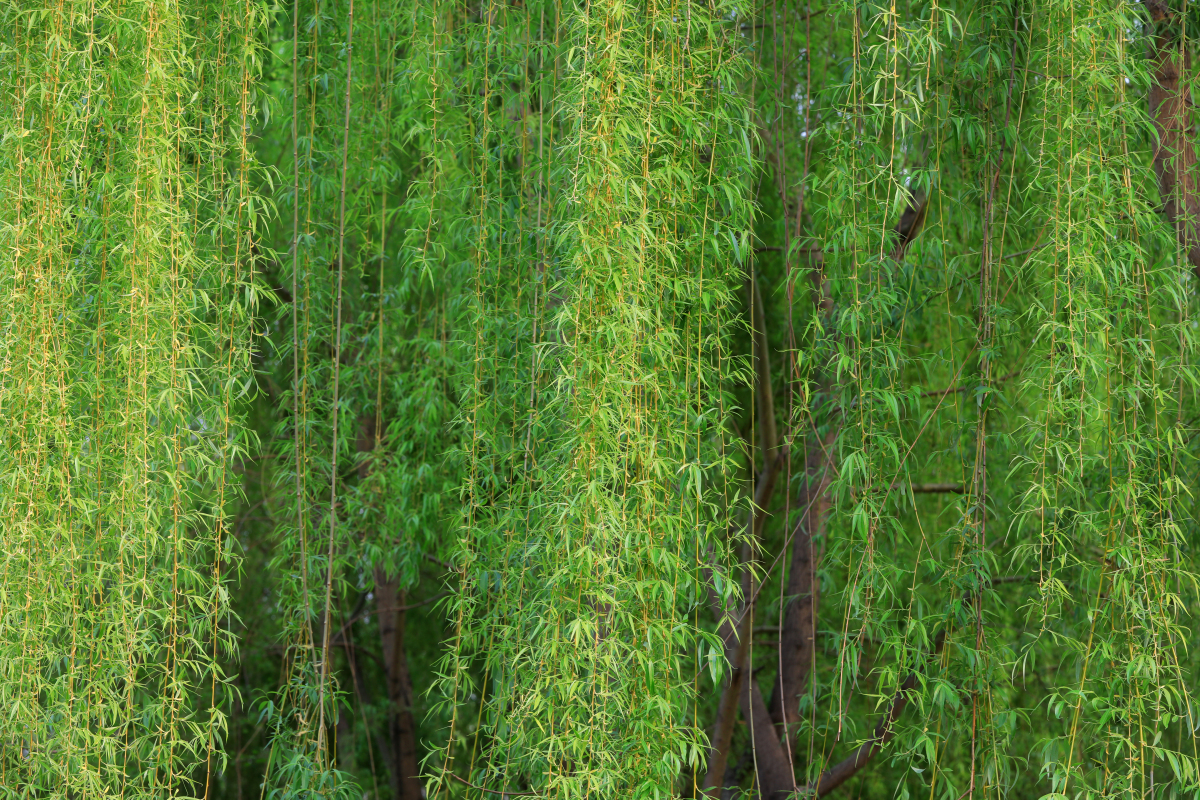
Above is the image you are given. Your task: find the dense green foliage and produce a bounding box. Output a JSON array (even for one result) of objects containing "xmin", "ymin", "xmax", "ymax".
[
  {"xmin": 0, "ymin": 0, "xmax": 259, "ymax": 793},
  {"xmin": 5, "ymin": 0, "xmax": 1200, "ymax": 799}
]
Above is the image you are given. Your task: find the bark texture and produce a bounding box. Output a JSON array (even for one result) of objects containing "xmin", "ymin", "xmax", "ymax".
[
  {"xmin": 1148, "ymin": 0, "xmax": 1200, "ymax": 275},
  {"xmin": 375, "ymin": 570, "xmax": 425, "ymax": 800}
]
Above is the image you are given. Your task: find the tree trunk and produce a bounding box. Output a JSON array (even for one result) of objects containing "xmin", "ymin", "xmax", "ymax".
[
  {"xmin": 767, "ymin": 255, "xmax": 837, "ymax": 751},
  {"xmin": 1148, "ymin": 0, "xmax": 1200, "ymax": 275},
  {"xmin": 375, "ymin": 569, "xmax": 425, "ymax": 800},
  {"xmin": 767, "ymin": 422, "xmax": 832, "ymax": 743}
]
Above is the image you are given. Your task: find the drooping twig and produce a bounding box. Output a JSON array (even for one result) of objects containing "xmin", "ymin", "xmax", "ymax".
[
  {"xmin": 449, "ymin": 772, "xmax": 539, "ymax": 797},
  {"xmin": 316, "ymin": 0, "xmax": 354, "ymax": 757},
  {"xmin": 290, "ymin": 0, "xmax": 315, "ymax": 663}
]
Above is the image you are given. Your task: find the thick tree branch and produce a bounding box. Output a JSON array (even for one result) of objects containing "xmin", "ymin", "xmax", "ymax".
[
  {"xmin": 767, "ymin": 427, "xmax": 832, "ymax": 743},
  {"xmin": 921, "ymin": 369, "xmax": 1018, "ymax": 399},
  {"xmin": 375, "ymin": 569, "xmax": 425, "ymax": 800},
  {"xmin": 766, "ymin": 198, "xmax": 928, "ymax": 761},
  {"xmin": 1148, "ymin": 0, "xmax": 1200, "ymax": 276},
  {"xmin": 709, "ymin": 200, "xmax": 929, "ymax": 800},
  {"xmin": 902, "ymin": 483, "xmax": 964, "ymax": 494},
  {"xmin": 752, "ymin": 274, "xmax": 779, "ymax": 461},
  {"xmin": 806, "ymin": 630, "xmax": 948, "ymax": 797},
  {"xmin": 704, "ymin": 274, "xmax": 787, "ymax": 795},
  {"xmin": 889, "ymin": 199, "xmax": 927, "ymax": 261},
  {"xmin": 704, "ymin": 611, "xmax": 753, "ymax": 797}
]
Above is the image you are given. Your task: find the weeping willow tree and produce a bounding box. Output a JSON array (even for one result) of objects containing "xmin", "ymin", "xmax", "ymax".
[{"xmin": 5, "ymin": 0, "xmax": 1200, "ymax": 799}]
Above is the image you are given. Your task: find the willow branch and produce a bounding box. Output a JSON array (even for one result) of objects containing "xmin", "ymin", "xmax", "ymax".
[
  {"xmin": 316, "ymin": 0, "xmax": 354, "ymax": 757},
  {"xmin": 449, "ymin": 773, "xmax": 539, "ymax": 797},
  {"xmin": 289, "ymin": 0, "xmax": 310, "ymax": 652}
]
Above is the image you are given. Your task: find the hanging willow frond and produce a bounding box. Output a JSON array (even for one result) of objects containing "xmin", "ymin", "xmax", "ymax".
[
  {"xmin": 0, "ymin": 0, "xmax": 262, "ymax": 794},
  {"xmin": 426, "ymin": 0, "xmax": 754, "ymax": 796},
  {"xmin": 7, "ymin": 1, "xmax": 1200, "ymax": 799}
]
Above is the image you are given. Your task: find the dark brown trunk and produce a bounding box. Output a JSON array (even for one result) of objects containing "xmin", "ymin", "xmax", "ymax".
[
  {"xmin": 704, "ymin": 274, "xmax": 786, "ymax": 796},
  {"xmin": 767, "ymin": 423, "xmax": 832, "ymax": 742},
  {"xmin": 1148, "ymin": 0, "xmax": 1200, "ymax": 275},
  {"xmin": 767, "ymin": 256, "xmax": 837, "ymax": 748},
  {"xmin": 703, "ymin": 456, "xmax": 786, "ymax": 796},
  {"xmin": 707, "ymin": 571, "xmax": 797, "ymax": 799},
  {"xmin": 706, "ymin": 201, "xmax": 927, "ymax": 798},
  {"xmin": 741, "ymin": 667, "xmax": 799, "ymax": 800},
  {"xmin": 701, "ymin": 592, "xmax": 751, "ymax": 798},
  {"xmin": 375, "ymin": 569, "xmax": 425, "ymax": 800},
  {"xmin": 355, "ymin": 412, "xmax": 423, "ymax": 799}
]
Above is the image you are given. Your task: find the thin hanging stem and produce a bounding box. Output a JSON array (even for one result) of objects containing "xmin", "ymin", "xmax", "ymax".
[
  {"xmin": 316, "ymin": 0, "xmax": 354, "ymax": 758},
  {"xmin": 292, "ymin": 0, "xmax": 312, "ymax": 656},
  {"xmin": 375, "ymin": 33, "xmax": 393, "ymax": 451}
]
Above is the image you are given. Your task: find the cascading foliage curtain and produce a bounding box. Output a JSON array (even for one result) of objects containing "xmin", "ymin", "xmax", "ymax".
[
  {"xmin": 0, "ymin": 0, "xmax": 261, "ymax": 794},
  {"xmin": 4, "ymin": 0, "xmax": 1200, "ymax": 799},
  {"xmin": 427, "ymin": 0, "xmax": 754, "ymax": 794},
  {"xmin": 807, "ymin": 2, "xmax": 1199, "ymax": 799}
]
